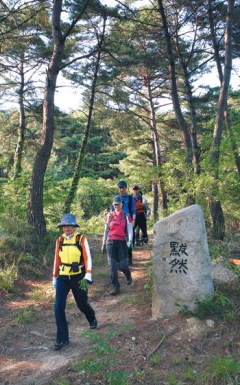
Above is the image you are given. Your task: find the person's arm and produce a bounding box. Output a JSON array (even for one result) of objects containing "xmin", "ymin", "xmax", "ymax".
[
  {"xmin": 126, "ymin": 214, "xmax": 133, "ymax": 242},
  {"xmin": 131, "ymin": 196, "xmax": 136, "ymax": 225},
  {"xmin": 101, "ymin": 214, "xmax": 110, "ymax": 252},
  {"xmin": 52, "ymin": 238, "xmax": 61, "ymax": 278},
  {"xmin": 81, "ymin": 236, "xmax": 93, "ymax": 282},
  {"xmin": 141, "ymin": 194, "xmax": 147, "ymax": 207},
  {"xmin": 102, "ymin": 213, "xmax": 110, "ymax": 244},
  {"xmin": 82, "ymin": 236, "xmax": 92, "ymax": 273},
  {"xmin": 52, "ymin": 238, "xmax": 61, "ymax": 287}
]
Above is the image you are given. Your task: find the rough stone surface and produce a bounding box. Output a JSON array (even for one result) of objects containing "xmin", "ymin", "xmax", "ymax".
[
  {"xmin": 211, "ymin": 261, "xmax": 239, "ymax": 287},
  {"xmin": 152, "ymin": 204, "xmax": 214, "ymax": 319}
]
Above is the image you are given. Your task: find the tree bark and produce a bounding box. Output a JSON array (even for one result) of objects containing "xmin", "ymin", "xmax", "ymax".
[
  {"xmin": 146, "ymin": 73, "xmax": 168, "ymax": 213},
  {"xmin": 13, "ymin": 56, "xmax": 25, "ymax": 180},
  {"xmin": 28, "ymin": 0, "xmax": 64, "ymax": 236},
  {"xmin": 208, "ymin": 0, "xmax": 240, "ymax": 175},
  {"xmin": 175, "ymin": 28, "xmax": 200, "ymax": 175},
  {"xmin": 208, "ymin": 0, "xmax": 235, "ymax": 240},
  {"xmin": 27, "ymin": 0, "xmax": 91, "ymax": 236},
  {"xmin": 157, "ymin": 0, "xmax": 193, "ymax": 165},
  {"xmin": 210, "ymin": 0, "xmax": 235, "ymax": 164},
  {"xmin": 208, "ymin": 200, "xmax": 225, "ymax": 240}
]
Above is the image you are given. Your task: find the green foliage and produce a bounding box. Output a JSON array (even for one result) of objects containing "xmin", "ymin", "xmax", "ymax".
[
  {"xmin": 15, "ymin": 306, "xmax": 34, "ymax": 324},
  {"xmin": 184, "ymin": 366, "xmax": 196, "ymax": 381},
  {"xmin": 209, "ymin": 241, "xmax": 228, "ymax": 262},
  {"xmin": 79, "ymin": 278, "xmax": 88, "ymax": 292},
  {"xmin": 75, "ymin": 177, "xmax": 115, "ymax": 219},
  {"xmin": 0, "ymin": 215, "xmax": 56, "ymax": 292},
  {"xmin": 0, "ymin": 174, "xmax": 31, "ymax": 220},
  {"xmin": 74, "ymin": 325, "xmax": 133, "ymax": 384},
  {"xmin": 148, "ymin": 353, "xmax": 161, "ymax": 367},
  {"xmin": 193, "ymin": 292, "xmax": 232, "ymax": 319},
  {"xmin": 177, "ymin": 290, "xmax": 235, "ymax": 320},
  {"xmin": 168, "ymin": 373, "xmax": 178, "ymax": 385},
  {"xmin": 200, "ymin": 358, "xmax": 240, "ymax": 385},
  {"xmin": 144, "ymin": 263, "xmax": 153, "ymax": 296},
  {"xmin": 0, "ymin": 263, "xmax": 18, "ymax": 292}
]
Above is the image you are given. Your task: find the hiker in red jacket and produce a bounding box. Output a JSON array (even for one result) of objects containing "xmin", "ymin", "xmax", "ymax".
[
  {"xmin": 52, "ymin": 213, "xmax": 97, "ymax": 351},
  {"xmin": 101, "ymin": 195, "xmax": 133, "ymax": 295}
]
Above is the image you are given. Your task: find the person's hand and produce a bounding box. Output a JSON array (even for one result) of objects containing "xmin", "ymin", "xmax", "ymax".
[
  {"xmin": 84, "ymin": 272, "xmax": 93, "ymax": 284},
  {"xmin": 127, "ymin": 241, "xmax": 133, "ymax": 248},
  {"xmin": 52, "ymin": 277, "xmax": 57, "ymax": 288},
  {"xmin": 101, "ymin": 244, "xmax": 106, "ymax": 253}
]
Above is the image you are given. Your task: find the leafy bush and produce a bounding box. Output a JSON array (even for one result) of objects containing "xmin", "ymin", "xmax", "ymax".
[{"xmin": 193, "ymin": 292, "xmax": 231, "ymax": 319}]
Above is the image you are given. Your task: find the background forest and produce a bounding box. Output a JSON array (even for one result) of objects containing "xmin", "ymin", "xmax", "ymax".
[{"xmin": 0, "ymin": 0, "xmax": 239, "ymax": 289}]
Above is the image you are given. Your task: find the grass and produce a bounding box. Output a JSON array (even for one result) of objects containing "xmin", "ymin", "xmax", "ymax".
[
  {"xmin": 200, "ymin": 357, "xmax": 240, "ymax": 384},
  {"xmin": 0, "ymin": 264, "xmax": 18, "ymax": 292},
  {"xmin": 15, "ymin": 306, "xmax": 34, "ymax": 324},
  {"xmin": 123, "ymin": 293, "xmax": 143, "ymax": 305},
  {"xmin": 72, "ymin": 325, "xmax": 133, "ymax": 384}
]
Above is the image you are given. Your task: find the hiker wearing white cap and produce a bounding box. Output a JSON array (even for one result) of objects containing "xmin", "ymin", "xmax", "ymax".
[{"xmin": 101, "ymin": 196, "xmax": 133, "ymax": 295}]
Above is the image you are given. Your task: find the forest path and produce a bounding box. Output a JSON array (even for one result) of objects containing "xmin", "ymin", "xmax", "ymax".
[{"xmin": 0, "ymin": 235, "xmax": 155, "ymax": 385}]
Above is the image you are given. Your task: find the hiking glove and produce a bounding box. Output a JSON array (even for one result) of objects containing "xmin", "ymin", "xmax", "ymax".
[
  {"xmin": 101, "ymin": 244, "xmax": 106, "ymax": 253},
  {"xmin": 52, "ymin": 277, "xmax": 57, "ymax": 288},
  {"xmin": 127, "ymin": 241, "xmax": 133, "ymax": 249},
  {"xmin": 84, "ymin": 272, "xmax": 93, "ymax": 284}
]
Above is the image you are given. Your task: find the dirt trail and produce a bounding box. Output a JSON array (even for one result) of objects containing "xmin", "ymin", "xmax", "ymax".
[
  {"xmin": 1, "ymin": 235, "xmax": 240, "ymax": 385},
  {"xmin": 0, "ymin": 236, "xmax": 155, "ymax": 385}
]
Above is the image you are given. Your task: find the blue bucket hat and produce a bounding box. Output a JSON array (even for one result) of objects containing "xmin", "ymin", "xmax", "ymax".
[{"xmin": 57, "ymin": 213, "xmax": 79, "ymax": 227}]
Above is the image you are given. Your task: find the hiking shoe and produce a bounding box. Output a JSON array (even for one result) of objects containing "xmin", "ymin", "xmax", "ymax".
[
  {"xmin": 53, "ymin": 341, "xmax": 69, "ymax": 351},
  {"xmin": 110, "ymin": 287, "xmax": 120, "ymax": 295},
  {"xmin": 143, "ymin": 242, "xmax": 148, "ymax": 247},
  {"xmin": 89, "ymin": 319, "xmax": 98, "ymax": 329},
  {"xmin": 126, "ymin": 273, "xmax": 132, "ymax": 285}
]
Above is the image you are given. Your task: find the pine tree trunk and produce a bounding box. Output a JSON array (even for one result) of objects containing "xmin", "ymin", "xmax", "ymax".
[
  {"xmin": 209, "ymin": 200, "xmax": 225, "ymax": 240},
  {"xmin": 28, "ymin": 0, "xmax": 64, "ymax": 236}
]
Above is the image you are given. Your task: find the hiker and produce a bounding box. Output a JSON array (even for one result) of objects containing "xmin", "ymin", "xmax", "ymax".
[
  {"xmin": 52, "ymin": 213, "xmax": 97, "ymax": 351},
  {"xmin": 115, "ymin": 180, "xmax": 136, "ymax": 265},
  {"xmin": 101, "ymin": 195, "xmax": 133, "ymax": 295},
  {"xmin": 132, "ymin": 185, "xmax": 149, "ymax": 246}
]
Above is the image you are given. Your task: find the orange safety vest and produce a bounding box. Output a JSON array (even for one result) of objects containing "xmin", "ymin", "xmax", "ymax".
[{"xmin": 134, "ymin": 195, "xmax": 145, "ymax": 213}]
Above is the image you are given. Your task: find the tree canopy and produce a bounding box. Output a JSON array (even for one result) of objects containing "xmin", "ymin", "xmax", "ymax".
[{"xmin": 0, "ymin": 0, "xmax": 239, "ymax": 239}]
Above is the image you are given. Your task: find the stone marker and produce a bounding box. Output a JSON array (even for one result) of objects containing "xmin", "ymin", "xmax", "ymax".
[{"xmin": 152, "ymin": 204, "xmax": 214, "ymax": 319}]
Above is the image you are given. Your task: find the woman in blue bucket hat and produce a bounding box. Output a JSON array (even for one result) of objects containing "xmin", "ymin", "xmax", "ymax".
[{"xmin": 52, "ymin": 213, "xmax": 97, "ymax": 350}]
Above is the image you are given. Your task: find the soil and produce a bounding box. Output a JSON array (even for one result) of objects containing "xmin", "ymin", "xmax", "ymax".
[{"xmin": 0, "ymin": 235, "xmax": 240, "ymax": 385}]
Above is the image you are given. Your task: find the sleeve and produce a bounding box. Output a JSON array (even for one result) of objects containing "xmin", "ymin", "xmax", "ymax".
[
  {"xmin": 52, "ymin": 238, "xmax": 61, "ymax": 278},
  {"xmin": 102, "ymin": 214, "xmax": 110, "ymax": 244},
  {"xmin": 131, "ymin": 196, "xmax": 136, "ymax": 215},
  {"xmin": 126, "ymin": 214, "xmax": 133, "ymax": 242},
  {"xmin": 141, "ymin": 194, "xmax": 147, "ymax": 205},
  {"xmin": 81, "ymin": 236, "xmax": 92, "ymax": 274}
]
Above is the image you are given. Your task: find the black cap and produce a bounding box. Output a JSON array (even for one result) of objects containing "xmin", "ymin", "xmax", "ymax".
[{"xmin": 133, "ymin": 185, "xmax": 140, "ymax": 190}]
